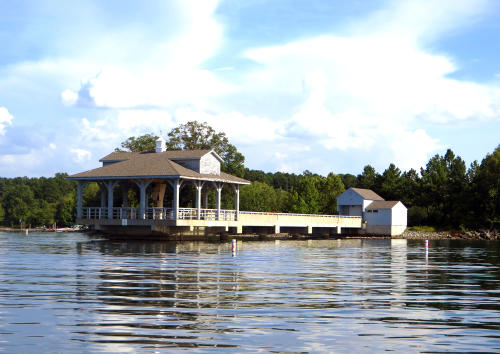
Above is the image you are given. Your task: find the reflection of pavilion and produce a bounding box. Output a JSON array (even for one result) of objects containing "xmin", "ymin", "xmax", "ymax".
[{"xmin": 74, "ymin": 241, "xmax": 242, "ymax": 350}]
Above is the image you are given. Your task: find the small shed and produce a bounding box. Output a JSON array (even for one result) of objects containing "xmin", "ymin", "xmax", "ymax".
[
  {"xmin": 337, "ymin": 188, "xmax": 384, "ymax": 217},
  {"xmin": 365, "ymin": 200, "xmax": 407, "ymax": 236},
  {"xmin": 337, "ymin": 188, "xmax": 407, "ymax": 236}
]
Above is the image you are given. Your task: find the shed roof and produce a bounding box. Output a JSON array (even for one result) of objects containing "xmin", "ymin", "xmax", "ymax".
[
  {"xmin": 350, "ymin": 188, "xmax": 384, "ymax": 200},
  {"xmin": 365, "ymin": 200, "xmax": 400, "ymax": 209},
  {"xmin": 69, "ymin": 150, "xmax": 249, "ymax": 184}
]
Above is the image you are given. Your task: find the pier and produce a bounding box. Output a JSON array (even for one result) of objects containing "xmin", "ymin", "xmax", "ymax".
[
  {"xmin": 77, "ymin": 206, "xmax": 362, "ymax": 237},
  {"xmin": 67, "ymin": 140, "xmax": 364, "ymax": 238}
]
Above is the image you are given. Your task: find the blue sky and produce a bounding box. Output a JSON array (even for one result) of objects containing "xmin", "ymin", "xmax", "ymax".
[{"xmin": 0, "ymin": 0, "xmax": 499, "ymax": 177}]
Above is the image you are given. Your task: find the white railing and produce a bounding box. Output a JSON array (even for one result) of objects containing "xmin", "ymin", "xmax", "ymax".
[
  {"xmin": 81, "ymin": 207, "xmax": 356, "ymax": 221},
  {"xmin": 239, "ymin": 211, "xmax": 360, "ymax": 218},
  {"xmin": 84, "ymin": 207, "xmax": 107, "ymax": 219},
  {"xmin": 81, "ymin": 207, "xmax": 236, "ymax": 221}
]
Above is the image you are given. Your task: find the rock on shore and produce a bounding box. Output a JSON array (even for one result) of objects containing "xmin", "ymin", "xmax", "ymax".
[{"xmin": 396, "ymin": 229, "xmax": 499, "ymax": 240}]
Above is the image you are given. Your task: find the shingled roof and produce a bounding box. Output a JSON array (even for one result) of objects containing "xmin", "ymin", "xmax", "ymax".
[
  {"xmin": 365, "ymin": 201, "xmax": 401, "ymax": 209},
  {"xmin": 350, "ymin": 188, "xmax": 384, "ymax": 200},
  {"xmin": 99, "ymin": 149, "xmax": 223, "ymax": 162},
  {"xmin": 69, "ymin": 150, "xmax": 249, "ymax": 184}
]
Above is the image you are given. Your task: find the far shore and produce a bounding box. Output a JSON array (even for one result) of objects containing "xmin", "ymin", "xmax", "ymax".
[{"xmin": 1, "ymin": 226, "xmax": 498, "ymax": 241}]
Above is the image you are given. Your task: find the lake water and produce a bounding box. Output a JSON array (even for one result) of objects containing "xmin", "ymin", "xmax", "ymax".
[{"xmin": 0, "ymin": 232, "xmax": 499, "ymax": 352}]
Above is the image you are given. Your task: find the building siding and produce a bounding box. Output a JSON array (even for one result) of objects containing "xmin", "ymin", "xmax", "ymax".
[
  {"xmin": 391, "ymin": 203, "xmax": 407, "ymax": 226},
  {"xmin": 337, "ymin": 189, "xmax": 365, "ymax": 206},
  {"xmin": 365, "ymin": 208, "xmax": 392, "ymax": 226},
  {"xmin": 200, "ymin": 153, "xmax": 220, "ymax": 175}
]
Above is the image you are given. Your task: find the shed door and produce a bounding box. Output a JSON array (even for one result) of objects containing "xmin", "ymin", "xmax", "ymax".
[{"xmin": 348, "ymin": 205, "xmax": 362, "ymax": 217}]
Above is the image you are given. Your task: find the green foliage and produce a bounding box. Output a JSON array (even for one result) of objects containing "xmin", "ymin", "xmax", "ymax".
[
  {"xmin": 408, "ymin": 225, "xmax": 436, "ymax": 232},
  {"xmin": 0, "ymin": 174, "xmax": 77, "ymax": 227},
  {"xmin": 167, "ymin": 121, "xmax": 245, "ymax": 177},
  {"xmin": 379, "ymin": 163, "xmax": 402, "ymax": 201},
  {"xmin": 358, "ymin": 165, "xmax": 378, "ymax": 190},
  {"xmin": 240, "ymin": 146, "xmax": 499, "ymax": 228},
  {"xmin": 474, "ymin": 146, "xmax": 500, "ymax": 227},
  {"xmin": 117, "ymin": 133, "xmax": 159, "ymax": 152},
  {"xmin": 240, "ymin": 181, "xmax": 284, "ymax": 212},
  {"xmin": 319, "ymin": 173, "xmax": 345, "ymax": 214},
  {"xmin": 116, "ymin": 121, "xmax": 245, "ymax": 177},
  {"xmin": 339, "ymin": 174, "xmax": 357, "ymax": 190}
]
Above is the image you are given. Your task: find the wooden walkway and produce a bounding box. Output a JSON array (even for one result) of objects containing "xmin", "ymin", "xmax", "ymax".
[{"xmin": 79, "ymin": 207, "xmax": 362, "ymax": 235}]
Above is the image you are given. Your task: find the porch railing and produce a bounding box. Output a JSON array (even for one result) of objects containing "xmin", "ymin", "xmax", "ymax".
[{"xmin": 82, "ymin": 207, "xmax": 237, "ymax": 221}]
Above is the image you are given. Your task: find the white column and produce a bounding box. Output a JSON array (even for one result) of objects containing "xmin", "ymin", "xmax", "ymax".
[
  {"xmin": 134, "ymin": 180, "xmax": 152, "ymax": 220},
  {"xmin": 233, "ymin": 184, "xmax": 240, "ymax": 221},
  {"xmin": 104, "ymin": 181, "xmax": 117, "ymax": 219},
  {"xmin": 214, "ymin": 183, "xmax": 223, "ymax": 220},
  {"xmin": 168, "ymin": 179, "xmax": 181, "ymax": 220},
  {"xmin": 76, "ymin": 181, "xmax": 85, "ymax": 219},
  {"xmin": 194, "ymin": 181, "xmax": 204, "ymax": 220}
]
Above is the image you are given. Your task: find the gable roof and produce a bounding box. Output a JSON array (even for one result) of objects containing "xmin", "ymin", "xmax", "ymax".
[
  {"xmin": 99, "ymin": 151, "xmax": 139, "ymax": 162},
  {"xmin": 69, "ymin": 150, "xmax": 249, "ymax": 184},
  {"xmin": 350, "ymin": 188, "xmax": 384, "ymax": 200},
  {"xmin": 99, "ymin": 150, "xmax": 223, "ymax": 162},
  {"xmin": 365, "ymin": 200, "xmax": 401, "ymax": 209}
]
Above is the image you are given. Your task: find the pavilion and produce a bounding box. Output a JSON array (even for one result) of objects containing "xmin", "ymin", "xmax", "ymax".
[{"xmin": 67, "ymin": 138, "xmax": 250, "ymax": 223}]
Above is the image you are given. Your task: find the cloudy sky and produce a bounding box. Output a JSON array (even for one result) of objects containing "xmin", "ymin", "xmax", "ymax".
[{"xmin": 0, "ymin": 0, "xmax": 499, "ymax": 177}]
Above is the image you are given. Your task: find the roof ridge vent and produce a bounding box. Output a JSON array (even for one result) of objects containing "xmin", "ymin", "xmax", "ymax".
[{"xmin": 155, "ymin": 137, "xmax": 166, "ymax": 153}]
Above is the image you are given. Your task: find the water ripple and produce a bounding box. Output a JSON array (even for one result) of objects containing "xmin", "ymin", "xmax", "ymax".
[{"xmin": 0, "ymin": 233, "xmax": 499, "ymax": 352}]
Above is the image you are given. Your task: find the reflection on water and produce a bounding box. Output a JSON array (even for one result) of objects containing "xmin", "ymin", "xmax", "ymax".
[{"xmin": 0, "ymin": 232, "xmax": 499, "ymax": 352}]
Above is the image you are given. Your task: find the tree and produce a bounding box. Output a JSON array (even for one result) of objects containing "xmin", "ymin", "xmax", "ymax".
[
  {"xmin": 1, "ymin": 184, "xmax": 35, "ymax": 227},
  {"xmin": 167, "ymin": 121, "xmax": 245, "ymax": 177},
  {"xmin": 116, "ymin": 121, "xmax": 245, "ymax": 177},
  {"xmin": 474, "ymin": 146, "xmax": 500, "ymax": 228},
  {"xmin": 357, "ymin": 165, "xmax": 378, "ymax": 190},
  {"xmin": 400, "ymin": 169, "xmax": 420, "ymax": 208},
  {"xmin": 419, "ymin": 149, "xmax": 469, "ymax": 227},
  {"xmin": 319, "ymin": 173, "xmax": 345, "ymax": 214},
  {"xmin": 240, "ymin": 181, "xmax": 283, "ymax": 212},
  {"xmin": 379, "ymin": 163, "xmax": 402, "ymax": 201},
  {"xmin": 295, "ymin": 175, "xmax": 321, "ymax": 214},
  {"xmin": 339, "ymin": 173, "xmax": 357, "ymax": 189},
  {"xmin": 117, "ymin": 133, "xmax": 159, "ymax": 152}
]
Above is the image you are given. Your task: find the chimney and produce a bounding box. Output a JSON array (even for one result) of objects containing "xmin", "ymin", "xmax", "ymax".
[{"xmin": 155, "ymin": 137, "xmax": 166, "ymax": 153}]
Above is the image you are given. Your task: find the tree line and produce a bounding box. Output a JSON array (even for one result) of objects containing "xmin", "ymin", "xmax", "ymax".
[
  {"xmin": 241, "ymin": 147, "xmax": 499, "ymax": 229},
  {"xmin": 0, "ymin": 121, "xmax": 498, "ymax": 230}
]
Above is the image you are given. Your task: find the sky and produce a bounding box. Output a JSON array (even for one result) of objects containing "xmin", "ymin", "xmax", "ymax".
[{"xmin": 0, "ymin": 0, "xmax": 499, "ymax": 178}]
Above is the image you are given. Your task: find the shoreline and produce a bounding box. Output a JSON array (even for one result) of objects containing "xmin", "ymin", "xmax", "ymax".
[
  {"xmin": 394, "ymin": 229, "xmax": 499, "ymax": 240},
  {"xmin": 1, "ymin": 227, "xmax": 498, "ymax": 241}
]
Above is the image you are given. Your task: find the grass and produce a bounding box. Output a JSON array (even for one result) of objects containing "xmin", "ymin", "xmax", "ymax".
[{"xmin": 408, "ymin": 225, "xmax": 437, "ymax": 232}]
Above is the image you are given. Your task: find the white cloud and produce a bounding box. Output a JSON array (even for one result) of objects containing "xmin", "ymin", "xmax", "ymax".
[
  {"xmin": 61, "ymin": 0, "xmax": 229, "ymax": 109},
  {"xmin": 0, "ymin": 107, "xmax": 13, "ymax": 135},
  {"xmin": 0, "ymin": 143, "xmax": 58, "ymax": 177},
  {"xmin": 1, "ymin": 0, "xmax": 496, "ymax": 177},
  {"xmin": 69, "ymin": 148, "xmax": 91, "ymax": 163},
  {"xmin": 61, "ymin": 89, "xmax": 78, "ymax": 106},
  {"xmin": 173, "ymin": 108, "xmax": 285, "ymax": 145},
  {"xmin": 388, "ymin": 129, "xmax": 441, "ymax": 170},
  {"xmin": 237, "ymin": 0, "xmax": 499, "ymax": 170}
]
